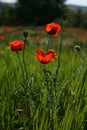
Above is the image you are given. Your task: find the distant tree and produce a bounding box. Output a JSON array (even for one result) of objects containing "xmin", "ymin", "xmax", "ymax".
[
  {"xmin": 64, "ymin": 8, "xmax": 87, "ymax": 29},
  {"xmin": 0, "ymin": 3, "xmax": 17, "ymax": 25},
  {"xmin": 73, "ymin": 8, "xmax": 83, "ymax": 28},
  {"xmin": 64, "ymin": 9, "xmax": 76, "ymax": 27},
  {"xmin": 82, "ymin": 12, "xmax": 87, "ymax": 29},
  {"xmin": 16, "ymin": 0, "xmax": 67, "ymax": 25}
]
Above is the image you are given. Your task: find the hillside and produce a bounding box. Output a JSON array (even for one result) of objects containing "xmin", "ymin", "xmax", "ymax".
[{"xmin": 66, "ymin": 4, "xmax": 87, "ymax": 12}]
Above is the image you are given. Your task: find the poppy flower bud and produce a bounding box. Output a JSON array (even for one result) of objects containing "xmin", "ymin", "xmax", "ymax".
[
  {"xmin": 74, "ymin": 45, "xmax": 81, "ymax": 51},
  {"xmin": 23, "ymin": 31, "xmax": 28, "ymax": 39}
]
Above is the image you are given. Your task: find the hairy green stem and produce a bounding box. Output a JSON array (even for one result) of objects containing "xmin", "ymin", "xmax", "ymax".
[
  {"xmin": 46, "ymin": 35, "xmax": 53, "ymax": 52},
  {"xmin": 16, "ymin": 51, "xmax": 25, "ymax": 82},
  {"xmin": 22, "ymin": 38, "xmax": 28, "ymax": 81},
  {"xmin": 55, "ymin": 21, "xmax": 65, "ymax": 80}
]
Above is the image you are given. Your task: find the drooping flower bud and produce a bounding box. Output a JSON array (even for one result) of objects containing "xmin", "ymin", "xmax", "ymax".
[{"xmin": 23, "ymin": 31, "xmax": 28, "ymax": 39}]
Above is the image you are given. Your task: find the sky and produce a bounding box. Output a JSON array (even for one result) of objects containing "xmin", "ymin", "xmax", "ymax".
[
  {"xmin": 0, "ymin": 0, "xmax": 17, "ymax": 3},
  {"xmin": 0, "ymin": 0, "xmax": 87, "ymax": 6},
  {"xmin": 65, "ymin": 0, "xmax": 87, "ymax": 6}
]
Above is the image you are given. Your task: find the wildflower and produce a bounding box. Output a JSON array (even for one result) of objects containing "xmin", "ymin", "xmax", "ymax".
[
  {"xmin": 3, "ymin": 26, "xmax": 10, "ymax": 34},
  {"xmin": 0, "ymin": 35, "xmax": 5, "ymax": 41},
  {"xmin": 45, "ymin": 22, "xmax": 61, "ymax": 37},
  {"xmin": 9, "ymin": 40, "xmax": 24, "ymax": 51},
  {"xmin": 35, "ymin": 49, "xmax": 57, "ymax": 64},
  {"xmin": 36, "ymin": 42, "xmax": 41, "ymax": 46},
  {"xmin": 29, "ymin": 35, "xmax": 42, "ymax": 40}
]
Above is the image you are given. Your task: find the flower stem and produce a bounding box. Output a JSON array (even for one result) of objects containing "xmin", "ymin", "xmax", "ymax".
[
  {"xmin": 22, "ymin": 38, "xmax": 28, "ymax": 81},
  {"xmin": 55, "ymin": 21, "xmax": 65, "ymax": 80},
  {"xmin": 16, "ymin": 51, "xmax": 25, "ymax": 82},
  {"xmin": 46, "ymin": 35, "xmax": 53, "ymax": 52}
]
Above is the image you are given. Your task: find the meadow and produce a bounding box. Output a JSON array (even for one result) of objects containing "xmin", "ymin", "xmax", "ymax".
[{"xmin": 0, "ymin": 23, "xmax": 87, "ymax": 130}]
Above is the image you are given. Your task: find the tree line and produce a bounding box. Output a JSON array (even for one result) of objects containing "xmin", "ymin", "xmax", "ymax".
[
  {"xmin": 0, "ymin": 0, "xmax": 66, "ymax": 25},
  {"xmin": 0, "ymin": 0, "xmax": 87, "ymax": 29}
]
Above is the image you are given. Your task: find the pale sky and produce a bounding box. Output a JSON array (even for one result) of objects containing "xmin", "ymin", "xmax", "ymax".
[
  {"xmin": 0, "ymin": 0, "xmax": 17, "ymax": 3},
  {"xmin": 0, "ymin": 0, "xmax": 87, "ymax": 6},
  {"xmin": 65, "ymin": 0, "xmax": 87, "ymax": 6}
]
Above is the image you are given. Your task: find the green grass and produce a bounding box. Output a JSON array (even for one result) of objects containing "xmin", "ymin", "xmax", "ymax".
[{"xmin": 0, "ymin": 28, "xmax": 87, "ymax": 130}]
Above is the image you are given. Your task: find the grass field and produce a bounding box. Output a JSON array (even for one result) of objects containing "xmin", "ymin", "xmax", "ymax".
[{"xmin": 0, "ymin": 25, "xmax": 87, "ymax": 130}]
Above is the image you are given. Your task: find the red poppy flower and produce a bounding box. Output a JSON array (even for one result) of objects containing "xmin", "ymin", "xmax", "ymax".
[
  {"xmin": 45, "ymin": 22, "xmax": 61, "ymax": 37},
  {"xmin": 9, "ymin": 40, "xmax": 24, "ymax": 51},
  {"xmin": 35, "ymin": 49, "xmax": 57, "ymax": 64}
]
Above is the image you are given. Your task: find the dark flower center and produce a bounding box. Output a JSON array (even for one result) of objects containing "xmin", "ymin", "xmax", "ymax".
[{"xmin": 49, "ymin": 28, "xmax": 56, "ymax": 35}]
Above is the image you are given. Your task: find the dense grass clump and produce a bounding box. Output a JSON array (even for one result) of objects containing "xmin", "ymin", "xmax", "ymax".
[{"xmin": 0, "ymin": 25, "xmax": 87, "ymax": 130}]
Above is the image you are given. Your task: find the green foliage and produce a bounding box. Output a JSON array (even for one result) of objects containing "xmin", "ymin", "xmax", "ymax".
[
  {"xmin": 0, "ymin": 3, "xmax": 17, "ymax": 25},
  {"xmin": 0, "ymin": 28, "xmax": 87, "ymax": 130},
  {"xmin": 73, "ymin": 8, "xmax": 83, "ymax": 27},
  {"xmin": 65, "ymin": 8, "xmax": 87, "ymax": 29},
  {"xmin": 16, "ymin": 0, "xmax": 66, "ymax": 25}
]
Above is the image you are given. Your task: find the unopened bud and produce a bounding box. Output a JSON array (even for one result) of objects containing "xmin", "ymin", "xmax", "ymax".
[
  {"xmin": 23, "ymin": 31, "xmax": 28, "ymax": 39},
  {"xmin": 74, "ymin": 45, "xmax": 81, "ymax": 51}
]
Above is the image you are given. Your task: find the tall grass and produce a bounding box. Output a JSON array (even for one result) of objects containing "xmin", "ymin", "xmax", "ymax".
[{"xmin": 0, "ymin": 26, "xmax": 87, "ymax": 130}]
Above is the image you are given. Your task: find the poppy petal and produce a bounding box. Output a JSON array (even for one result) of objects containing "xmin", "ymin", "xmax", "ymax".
[
  {"xmin": 35, "ymin": 49, "xmax": 57, "ymax": 64},
  {"xmin": 45, "ymin": 22, "xmax": 61, "ymax": 37},
  {"xmin": 35, "ymin": 49, "xmax": 45, "ymax": 61},
  {"xmin": 45, "ymin": 50, "xmax": 57, "ymax": 62},
  {"xmin": 9, "ymin": 40, "xmax": 24, "ymax": 51},
  {"xmin": 36, "ymin": 49, "xmax": 45, "ymax": 56}
]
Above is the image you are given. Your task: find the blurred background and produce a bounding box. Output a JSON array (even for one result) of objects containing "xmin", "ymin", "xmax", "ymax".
[{"xmin": 0, "ymin": 0, "xmax": 87, "ymax": 28}]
